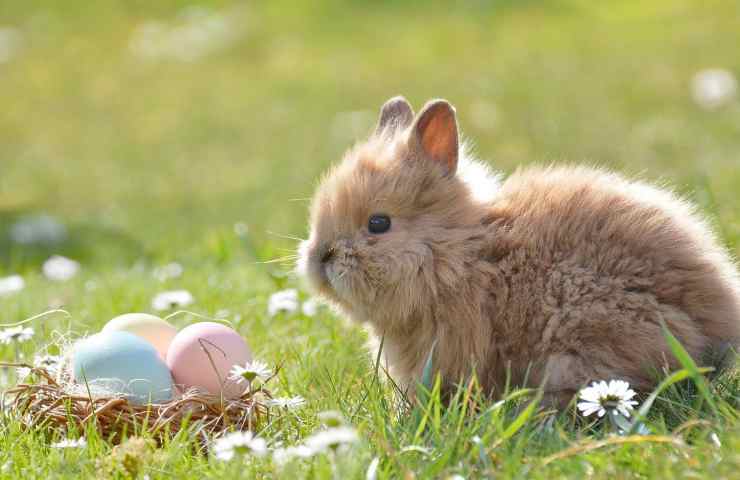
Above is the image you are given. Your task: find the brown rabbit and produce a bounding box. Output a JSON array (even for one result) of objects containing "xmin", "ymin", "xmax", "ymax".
[{"xmin": 298, "ymin": 96, "xmax": 740, "ymax": 406}]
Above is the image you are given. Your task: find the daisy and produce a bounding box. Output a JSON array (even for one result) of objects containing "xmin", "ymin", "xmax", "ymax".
[
  {"xmin": 272, "ymin": 445, "xmax": 315, "ymax": 465},
  {"xmin": 229, "ymin": 360, "xmax": 272, "ymax": 384},
  {"xmin": 36, "ymin": 354, "xmax": 61, "ymax": 372},
  {"xmin": 212, "ymin": 431, "xmax": 267, "ymax": 461},
  {"xmin": 268, "ymin": 289, "xmax": 299, "ymax": 316},
  {"xmin": 0, "ymin": 326, "xmax": 34, "ymax": 344},
  {"xmin": 304, "ymin": 426, "xmax": 359, "ymax": 453},
  {"xmin": 233, "ymin": 222, "xmax": 248, "ymax": 237},
  {"xmin": 266, "ymin": 396, "xmax": 306, "ymax": 410},
  {"xmin": 0, "ymin": 275, "xmax": 24, "ymax": 297},
  {"xmin": 151, "ymin": 289, "xmax": 194, "ymax": 311},
  {"xmin": 42, "ymin": 255, "xmax": 80, "ymax": 282},
  {"xmin": 272, "ymin": 422, "xmax": 359, "ymax": 464},
  {"xmin": 301, "ymin": 297, "xmax": 320, "ymax": 317},
  {"xmin": 691, "ymin": 68, "xmax": 737, "ymax": 110},
  {"xmin": 577, "ymin": 380, "xmax": 639, "ymax": 418},
  {"xmin": 51, "ymin": 437, "xmax": 87, "ymax": 449},
  {"xmin": 153, "ymin": 262, "xmax": 184, "ymax": 281},
  {"xmin": 129, "ymin": 7, "xmax": 239, "ymax": 63},
  {"xmin": 17, "ymin": 354, "xmax": 61, "ymax": 379}
]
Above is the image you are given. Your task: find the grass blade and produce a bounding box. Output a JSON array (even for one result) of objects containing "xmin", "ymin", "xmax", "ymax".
[
  {"xmin": 660, "ymin": 321, "xmax": 719, "ymax": 416},
  {"xmin": 500, "ymin": 392, "xmax": 541, "ymax": 442},
  {"xmin": 627, "ymin": 368, "xmax": 708, "ymax": 434}
]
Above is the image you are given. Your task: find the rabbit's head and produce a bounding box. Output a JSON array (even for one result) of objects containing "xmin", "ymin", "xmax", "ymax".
[{"xmin": 298, "ymin": 97, "xmax": 499, "ymax": 328}]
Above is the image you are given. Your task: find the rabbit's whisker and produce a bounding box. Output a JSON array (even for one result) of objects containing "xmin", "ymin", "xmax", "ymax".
[
  {"xmin": 256, "ymin": 255, "xmax": 298, "ymax": 265},
  {"xmin": 267, "ymin": 231, "xmax": 306, "ymax": 242}
]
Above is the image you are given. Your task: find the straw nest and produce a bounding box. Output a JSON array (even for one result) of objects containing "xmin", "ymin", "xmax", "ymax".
[{"xmin": 1, "ymin": 361, "xmax": 274, "ymax": 446}]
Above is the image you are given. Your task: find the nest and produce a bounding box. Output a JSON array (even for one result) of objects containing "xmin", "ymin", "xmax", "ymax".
[{"xmin": 1, "ymin": 361, "xmax": 274, "ymax": 446}]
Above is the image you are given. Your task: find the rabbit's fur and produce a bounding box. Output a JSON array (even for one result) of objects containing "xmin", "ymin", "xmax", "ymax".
[{"xmin": 298, "ymin": 96, "xmax": 740, "ymax": 405}]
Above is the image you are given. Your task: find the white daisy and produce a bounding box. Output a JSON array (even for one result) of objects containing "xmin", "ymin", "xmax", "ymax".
[
  {"xmin": 212, "ymin": 431, "xmax": 267, "ymax": 461},
  {"xmin": 272, "ymin": 422, "xmax": 359, "ymax": 464},
  {"xmin": 229, "ymin": 360, "xmax": 272, "ymax": 384},
  {"xmin": 266, "ymin": 396, "xmax": 306, "ymax": 410},
  {"xmin": 153, "ymin": 262, "xmax": 184, "ymax": 282},
  {"xmin": 272, "ymin": 445, "xmax": 316, "ymax": 465},
  {"xmin": 301, "ymin": 297, "xmax": 320, "ymax": 317},
  {"xmin": 0, "ymin": 326, "xmax": 34, "ymax": 344},
  {"xmin": 268, "ymin": 289, "xmax": 299, "ymax": 317},
  {"xmin": 36, "ymin": 354, "xmax": 61, "ymax": 372},
  {"xmin": 0, "ymin": 275, "xmax": 24, "ymax": 297},
  {"xmin": 304, "ymin": 426, "xmax": 359, "ymax": 453},
  {"xmin": 17, "ymin": 354, "xmax": 61, "ymax": 379},
  {"xmin": 233, "ymin": 222, "xmax": 248, "ymax": 237},
  {"xmin": 129, "ymin": 7, "xmax": 240, "ymax": 63},
  {"xmin": 151, "ymin": 289, "xmax": 194, "ymax": 311},
  {"xmin": 51, "ymin": 437, "xmax": 87, "ymax": 449},
  {"xmin": 42, "ymin": 255, "xmax": 80, "ymax": 282},
  {"xmin": 691, "ymin": 68, "xmax": 737, "ymax": 110},
  {"xmin": 577, "ymin": 380, "xmax": 639, "ymax": 418}
]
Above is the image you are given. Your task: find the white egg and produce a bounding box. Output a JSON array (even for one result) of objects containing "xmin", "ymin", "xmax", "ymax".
[{"xmin": 102, "ymin": 313, "xmax": 177, "ymax": 360}]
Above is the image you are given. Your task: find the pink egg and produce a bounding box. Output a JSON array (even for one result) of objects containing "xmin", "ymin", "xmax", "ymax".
[{"xmin": 165, "ymin": 322, "xmax": 251, "ymax": 398}]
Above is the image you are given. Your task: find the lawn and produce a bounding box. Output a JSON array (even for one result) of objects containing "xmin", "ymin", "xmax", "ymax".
[{"xmin": 1, "ymin": 0, "xmax": 739, "ymax": 478}]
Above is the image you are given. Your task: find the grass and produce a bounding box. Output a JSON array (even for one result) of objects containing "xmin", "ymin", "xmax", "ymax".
[{"xmin": 1, "ymin": 0, "xmax": 739, "ymax": 478}]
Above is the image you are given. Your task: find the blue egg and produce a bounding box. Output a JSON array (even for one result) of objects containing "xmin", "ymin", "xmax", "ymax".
[{"xmin": 72, "ymin": 331, "xmax": 174, "ymax": 405}]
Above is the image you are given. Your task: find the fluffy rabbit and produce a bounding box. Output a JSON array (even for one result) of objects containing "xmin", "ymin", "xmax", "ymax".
[{"xmin": 298, "ymin": 96, "xmax": 740, "ymax": 406}]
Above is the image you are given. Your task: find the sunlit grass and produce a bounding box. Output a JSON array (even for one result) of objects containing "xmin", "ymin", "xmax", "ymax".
[{"xmin": 1, "ymin": 0, "xmax": 739, "ymax": 478}]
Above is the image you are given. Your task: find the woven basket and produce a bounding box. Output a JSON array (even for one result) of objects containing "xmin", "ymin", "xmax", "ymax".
[{"xmin": 1, "ymin": 362, "xmax": 274, "ymax": 445}]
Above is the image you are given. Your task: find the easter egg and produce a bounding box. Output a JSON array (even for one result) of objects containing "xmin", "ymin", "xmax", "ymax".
[
  {"xmin": 72, "ymin": 331, "xmax": 174, "ymax": 405},
  {"xmin": 165, "ymin": 322, "xmax": 251, "ymax": 398},
  {"xmin": 102, "ymin": 313, "xmax": 177, "ymax": 360}
]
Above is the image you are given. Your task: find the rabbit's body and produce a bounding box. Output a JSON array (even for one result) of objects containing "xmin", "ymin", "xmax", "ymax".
[
  {"xmin": 374, "ymin": 163, "xmax": 740, "ymax": 403},
  {"xmin": 299, "ymin": 97, "xmax": 740, "ymax": 405}
]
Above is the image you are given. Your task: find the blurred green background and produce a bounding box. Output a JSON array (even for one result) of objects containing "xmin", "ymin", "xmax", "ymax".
[
  {"xmin": 1, "ymin": 0, "xmax": 739, "ymax": 271},
  {"xmin": 1, "ymin": 2, "xmax": 740, "ymax": 477}
]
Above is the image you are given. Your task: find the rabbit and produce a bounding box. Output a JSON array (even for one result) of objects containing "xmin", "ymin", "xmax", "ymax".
[{"xmin": 297, "ymin": 96, "xmax": 740, "ymax": 407}]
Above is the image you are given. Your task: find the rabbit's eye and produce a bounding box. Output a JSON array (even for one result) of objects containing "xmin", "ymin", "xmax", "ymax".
[{"xmin": 368, "ymin": 214, "xmax": 391, "ymax": 234}]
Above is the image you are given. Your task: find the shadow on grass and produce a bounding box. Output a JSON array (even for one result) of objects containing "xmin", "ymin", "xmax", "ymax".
[{"xmin": 0, "ymin": 209, "xmax": 150, "ymax": 272}]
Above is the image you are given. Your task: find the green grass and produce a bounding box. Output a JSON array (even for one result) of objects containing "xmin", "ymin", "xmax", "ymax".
[{"xmin": 1, "ymin": 0, "xmax": 739, "ymax": 478}]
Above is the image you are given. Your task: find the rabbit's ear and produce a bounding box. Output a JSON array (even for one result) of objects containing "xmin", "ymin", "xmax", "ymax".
[
  {"xmin": 410, "ymin": 99, "xmax": 458, "ymax": 176},
  {"xmin": 375, "ymin": 96, "xmax": 414, "ymax": 135}
]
